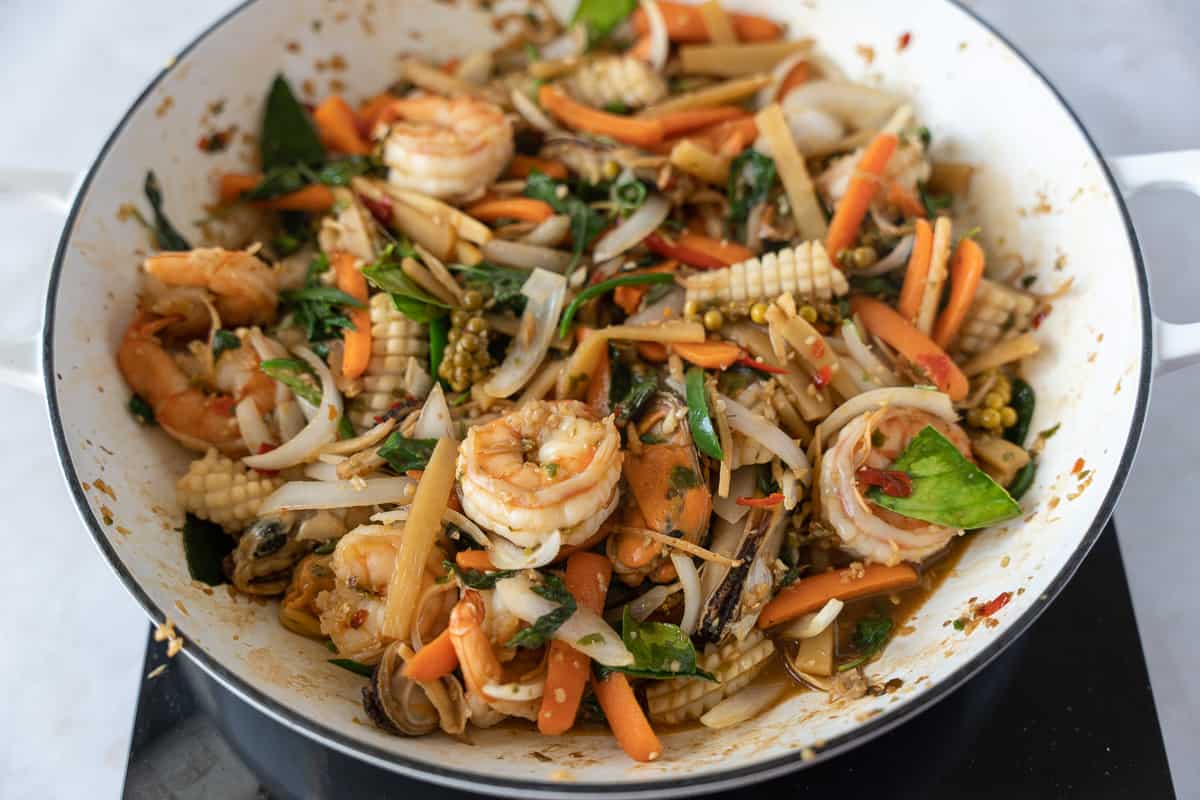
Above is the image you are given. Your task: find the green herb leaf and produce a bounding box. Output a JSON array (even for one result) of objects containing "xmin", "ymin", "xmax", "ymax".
[
  {"xmin": 571, "ymin": 0, "xmax": 638, "ymax": 45},
  {"xmin": 260, "ymin": 358, "xmax": 322, "ymax": 405},
  {"xmin": 143, "ymin": 171, "xmax": 192, "ymax": 251},
  {"xmin": 244, "ymin": 156, "xmax": 382, "ymax": 201},
  {"xmin": 314, "ymin": 540, "xmax": 337, "ymax": 555},
  {"xmin": 362, "ymin": 243, "xmax": 449, "ymax": 324},
  {"xmin": 181, "ymin": 513, "xmax": 234, "ymax": 586},
  {"xmin": 337, "ymin": 414, "xmax": 355, "ymax": 440},
  {"xmin": 507, "ymin": 574, "xmax": 577, "ymax": 649},
  {"xmin": 454, "ymin": 262, "xmax": 530, "ymax": 314},
  {"xmin": 837, "ymin": 614, "xmax": 893, "ymax": 671},
  {"xmin": 559, "ymin": 272, "xmax": 675, "ymax": 338},
  {"xmin": 524, "ymin": 171, "xmax": 606, "ymax": 270},
  {"xmin": 867, "ymin": 425, "xmax": 1022, "ymax": 529},
  {"xmin": 613, "ymin": 374, "xmax": 657, "ymax": 427},
  {"xmin": 727, "ymin": 151, "xmax": 777, "ymax": 238},
  {"xmin": 917, "ymin": 182, "xmax": 952, "ymax": 217},
  {"xmin": 443, "ymin": 560, "xmax": 517, "ymax": 590},
  {"xmin": 212, "ymin": 329, "xmax": 241, "ymax": 361},
  {"xmin": 314, "ymin": 155, "xmax": 382, "ymax": 186},
  {"xmin": 604, "ymin": 100, "xmax": 630, "ymax": 115},
  {"xmin": 611, "ymin": 173, "xmax": 647, "ymax": 216},
  {"xmin": 260, "ymin": 74, "xmax": 325, "ymax": 171},
  {"xmin": 129, "ymin": 394, "xmax": 156, "ymax": 425},
  {"xmin": 281, "ymin": 254, "xmax": 362, "ymax": 345},
  {"xmin": 328, "ymin": 658, "xmax": 375, "ymax": 678},
  {"xmin": 612, "ymin": 606, "xmax": 716, "ymax": 681},
  {"xmin": 848, "ymin": 273, "xmax": 903, "ymax": 302},
  {"xmin": 685, "ymin": 367, "xmax": 724, "ymax": 461},
  {"xmin": 716, "ymin": 364, "xmax": 761, "ymax": 397},
  {"xmin": 1003, "ymin": 378, "xmax": 1036, "ymax": 447},
  {"xmin": 755, "ymin": 462, "xmax": 779, "ymax": 496},
  {"xmin": 378, "ymin": 433, "xmax": 438, "ymax": 472}
]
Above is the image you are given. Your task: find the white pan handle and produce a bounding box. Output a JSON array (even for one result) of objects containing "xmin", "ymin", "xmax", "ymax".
[
  {"xmin": 1108, "ymin": 150, "xmax": 1200, "ymax": 376},
  {"xmin": 0, "ymin": 167, "xmax": 77, "ymax": 395}
]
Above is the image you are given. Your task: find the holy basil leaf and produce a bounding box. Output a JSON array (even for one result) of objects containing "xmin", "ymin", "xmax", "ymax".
[
  {"xmin": 260, "ymin": 358, "xmax": 322, "ymax": 405},
  {"xmin": 128, "ymin": 393, "xmax": 156, "ymax": 425},
  {"xmin": 837, "ymin": 614, "xmax": 893, "ymax": 672},
  {"xmin": 362, "ymin": 243, "xmax": 449, "ymax": 324},
  {"xmin": 868, "ymin": 425, "xmax": 1021, "ymax": 528},
  {"xmin": 572, "ymin": 0, "xmax": 638, "ymax": 45},
  {"xmin": 524, "ymin": 171, "xmax": 605, "ymax": 269},
  {"xmin": 443, "ymin": 560, "xmax": 517, "ymax": 590},
  {"xmin": 260, "ymin": 74, "xmax": 325, "ymax": 171},
  {"xmin": 454, "ymin": 262, "xmax": 529, "ymax": 314},
  {"xmin": 328, "ymin": 658, "xmax": 375, "ymax": 678},
  {"xmin": 314, "ymin": 155, "xmax": 382, "ymax": 186},
  {"xmin": 212, "ymin": 329, "xmax": 241, "ymax": 361},
  {"xmin": 378, "ymin": 433, "xmax": 438, "ymax": 472},
  {"xmin": 280, "ymin": 253, "xmax": 362, "ymax": 345},
  {"xmin": 181, "ymin": 513, "xmax": 234, "ymax": 586},
  {"xmin": 507, "ymin": 574, "xmax": 577, "ymax": 649},
  {"xmin": 613, "ymin": 374, "xmax": 657, "ymax": 427},
  {"xmin": 917, "ymin": 182, "xmax": 952, "ymax": 218},
  {"xmin": 615, "ymin": 607, "xmax": 716, "ymax": 681},
  {"xmin": 143, "ymin": 171, "xmax": 192, "ymax": 251},
  {"xmin": 727, "ymin": 151, "xmax": 777, "ymax": 237},
  {"xmin": 244, "ymin": 156, "xmax": 382, "ymax": 201}
]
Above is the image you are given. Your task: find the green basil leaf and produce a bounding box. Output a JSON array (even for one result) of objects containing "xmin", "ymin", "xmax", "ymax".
[
  {"xmin": 128, "ymin": 393, "xmax": 156, "ymax": 426},
  {"xmin": 454, "ymin": 262, "xmax": 529, "ymax": 314},
  {"xmin": 260, "ymin": 74, "xmax": 325, "ymax": 171},
  {"xmin": 181, "ymin": 513, "xmax": 234, "ymax": 586},
  {"xmin": 524, "ymin": 171, "xmax": 605, "ymax": 270},
  {"xmin": 328, "ymin": 658, "xmax": 375, "ymax": 677},
  {"xmin": 613, "ymin": 607, "xmax": 716, "ymax": 681},
  {"xmin": 727, "ymin": 151, "xmax": 776, "ymax": 238},
  {"xmin": 507, "ymin": 574, "xmax": 577, "ymax": 649},
  {"xmin": 143, "ymin": 171, "xmax": 192, "ymax": 251},
  {"xmin": 917, "ymin": 182, "xmax": 952, "ymax": 218},
  {"xmin": 443, "ymin": 560, "xmax": 517, "ymax": 590},
  {"xmin": 572, "ymin": 0, "xmax": 638, "ymax": 45},
  {"xmin": 337, "ymin": 414, "xmax": 356, "ymax": 440},
  {"xmin": 280, "ymin": 254, "xmax": 362, "ymax": 344},
  {"xmin": 837, "ymin": 614, "xmax": 893, "ymax": 671},
  {"xmin": 313, "ymin": 155, "xmax": 383, "ymax": 186},
  {"xmin": 212, "ymin": 329, "xmax": 241, "ymax": 361},
  {"xmin": 260, "ymin": 358, "xmax": 322, "ymax": 405},
  {"xmin": 378, "ymin": 433, "xmax": 438, "ymax": 472},
  {"xmin": 868, "ymin": 425, "xmax": 1022, "ymax": 529},
  {"xmin": 281, "ymin": 286, "xmax": 364, "ymax": 307},
  {"xmin": 362, "ymin": 243, "xmax": 449, "ymax": 324}
]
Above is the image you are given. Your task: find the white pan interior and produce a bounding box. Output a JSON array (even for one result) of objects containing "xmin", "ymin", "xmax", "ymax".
[{"xmin": 47, "ymin": 0, "xmax": 1148, "ymax": 793}]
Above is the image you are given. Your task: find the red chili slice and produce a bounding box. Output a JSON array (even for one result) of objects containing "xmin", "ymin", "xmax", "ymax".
[
  {"xmin": 856, "ymin": 466, "xmax": 913, "ymax": 498},
  {"xmin": 360, "ymin": 193, "xmax": 394, "ymax": 226},
  {"xmin": 735, "ymin": 493, "xmax": 784, "ymax": 508},
  {"xmin": 813, "ymin": 364, "xmax": 833, "ymax": 389},
  {"xmin": 977, "ymin": 591, "xmax": 1012, "ymax": 617}
]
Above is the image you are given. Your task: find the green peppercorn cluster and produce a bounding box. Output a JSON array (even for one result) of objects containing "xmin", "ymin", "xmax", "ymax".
[
  {"xmin": 836, "ymin": 245, "xmax": 879, "ymax": 271},
  {"xmin": 683, "ymin": 299, "xmax": 823, "ymax": 329},
  {"xmin": 439, "ymin": 289, "xmax": 492, "ymax": 392},
  {"xmin": 966, "ymin": 372, "xmax": 1019, "ymax": 433}
]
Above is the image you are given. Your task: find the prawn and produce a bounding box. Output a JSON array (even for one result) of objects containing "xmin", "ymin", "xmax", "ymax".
[
  {"xmin": 820, "ymin": 406, "xmax": 972, "ymax": 565},
  {"xmin": 457, "ymin": 400, "xmax": 623, "ymax": 550},
  {"xmin": 447, "ymin": 590, "xmax": 541, "ymax": 721},
  {"xmin": 143, "ymin": 247, "xmax": 279, "ymax": 327},
  {"xmin": 381, "ymin": 95, "xmax": 514, "ymax": 201}
]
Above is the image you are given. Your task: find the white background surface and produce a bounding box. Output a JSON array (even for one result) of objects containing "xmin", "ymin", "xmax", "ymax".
[{"xmin": 1, "ymin": 0, "xmax": 1196, "ymax": 797}]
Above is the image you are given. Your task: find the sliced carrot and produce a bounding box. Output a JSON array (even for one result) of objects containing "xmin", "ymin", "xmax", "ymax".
[
  {"xmin": 932, "ymin": 237, "xmax": 986, "ymax": 349},
  {"xmin": 655, "ymin": 106, "xmax": 748, "ymax": 138},
  {"xmin": 506, "ymin": 155, "xmax": 569, "ymax": 181},
  {"xmin": 218, "ymin": 173, "xmax": 335, "ymax": 212},
  {"xmin": 776, "ymin": 60, "xmax": 812, "ymax": 100},
  {"xmin": 736, "ymin": 493, "xmax": 784, "ymax": 508},
  {"xmin": 612, "ymin": 261, "xmax": 678, "ymax": 316},
  {"xmin": 887, "ymin": 179, "xmax": 927, "ymax": 219},
  {"xmin": 538, "ymin": 85, "xmax": 665, "ymax": 149},
  {"xmin": 332, "ymin": 252, "xmax": 371, "ymax": 380},
  {"xmin": 400, "ymin": 628, "xmax": 460, "ymax": 682},
  {"xmin": 539, "ymin": 553, "xmax": 612, "ymax": 735},
  {"xmin": 466, "ymin": 197, "xmax": 555, "ymax": 223},
  {"xmin": 644, "ymin": 232, "xmax": 752, "ymax": 270},
  {"xmin": 454, "ymin": 549, "xmax": 496, "ymax": 572},
  {"xmin": 218, "ymin": 173, "xmax": 259, "ymax": 205},
  {"xmin": 636, "ymin": 341, "xmax": 670, "ymax": 362},
  {"xmin": 826, "ymin": 133, "xmax": 899, "ymax": 261},
  {"xmin": 313, "ymin": 95, "xmax": 371, "ymax": 155},
  {"xmin": 758, "ymin": 563, "xmax": 919, "ymax": 628},
  {"xmin": 357, "ymin": 93, "xmax": 395, "ymax": 133},
  {"xmin": 697, "ymin": 115, "xmax": 758, "ymax": 152},
  {"xmin": 672, "ymin": 341, "xmax": 742, "ymax": 369},
  {"xmin": 592, "ymin": 671, "xmax": 662, "ymax": 762},
  {"xmin": 896, "ymin": 218, "xmax": 933, "ymax": 323},
  {"xmin": 633, "ymin": 1, "xmax": 783, "ymax": 43},
  {"xmin": 850, "ymin": 295, "xmax": 969, "ymax": 401}
]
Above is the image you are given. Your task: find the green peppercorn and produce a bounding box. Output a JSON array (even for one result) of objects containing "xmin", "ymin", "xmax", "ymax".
[
  {"xmin": 453, "ymin": 350, "xmax": 470, "ymax": 368},
  {"xmin": 799, "ymin": 305, "xmax": 818, "ymax": 323},
  {"xmin": 452, "ymin": 366, "xmax": 468, "ymax": 388},
  {"xmin": 703, "ymin": 308, "xmax": 724, "ymax": 331},
  {"xmin": 852, "ymin": 246, "xmax": 878, "ymax": 269},
  {"xmin": 466, "ymin": 316, "xmax": 487, "ymax": 334},
  {"xmin": 438, "ymin": 361, "xmax": 453, "ymax": 379},
  {"xmin": 750, "ymin": 302, "xmax": 769, "ymax": 325},
  {"xmin": 447, "ymin": 328, "xmax": 460, "ymax": 344},
  {"xmin": 983, "ymin": 391, "xmax": 1005, "ymax": 410},
  {"xmin": 459, "ymin": 332, "xmax": 480, "ymax": 352},
  {"xmin": 462, "ymin": 290, "xmax": 483, "ymax": 311},
  {"xmin": 451, "ymin": 310, "xmax": 470, "ymax": 328},
  {"xmin": 979, "ymin": 408, "xmax": 1002, "ymax": 429},
  {"xmin": 684, "ymin": 300, "xmax": 701, "ymax": 317},
  {"xmin": 1000, "ymin": 406, "xmax": 1018, "ymax": 428},
  {"xmin": 967, "ymin": 407, "xmax": 984, "ymax": 427}
]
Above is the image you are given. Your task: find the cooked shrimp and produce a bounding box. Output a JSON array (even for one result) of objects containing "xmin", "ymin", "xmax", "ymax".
[
  {"xmin": 213, "ymin": 335, "xmax": 277, "ymax": 413},
  {"xmin": 117, "ymin": 313, "xmax": 243, "ymax": 454},
  {"xmin": 457, "ymin": 400, "xmax": 623, "ymax": 549},
  {"xmin": 447, "ymin": 590, "xmax": 541, "ymax": 721},
  {"xmin": 381, "ymin": 95, "xmax": 514, "ymax": 201},
  {"xmin": 143, "ymin": 247, "xmax": 279, "ymax": 327},
  {"xmin": 816, "ymin": 139, "xmax": 929, "ymax": 213},
  {"xmin": 820, "ymin": 406, "xmax": 971, "ymax": 565}
]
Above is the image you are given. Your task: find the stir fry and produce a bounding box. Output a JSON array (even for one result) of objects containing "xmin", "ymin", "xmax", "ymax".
[{"xmin": 118, "ymin": 0, "xmax": 1050, "ymax": 762}]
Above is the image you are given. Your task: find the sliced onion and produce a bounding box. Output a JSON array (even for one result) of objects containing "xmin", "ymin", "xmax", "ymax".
[
  {"xmin": 235, "ymin": 396, "xmax": 273, "ymax": 454},
  {"xmin": 719, "ymin": 393, "xmax": 809, "ymax": 472},
  {"xmin": 626, "ymin": 286, "xmax": 684, "ymax": 326},
  {"xmin": 713, "ymin": 466, "xmax": 757, "ymax": 524},
  {"xmin": 413, "ymin": 384, "xmax": 454, "ymax": 440},
  {"xmin": 511, "ymin": 88, "xmax": 558, "ymax": 134},
  {"xmin": 494, "ymin": 573, "xmax": 633, "ymax": 667},
  {"xmin": 757, "ymin": 51, "xmax": 810, "ymax": 108},
  {"xmin": 671, "ymin": 553, "xmax": 702, "ymax": 636},
  {"xmin": 304, "ymin": 461, "xmax": 344, "ymax": 481},
  {"xmin": 247, "ymin": 328, "xmax": 306, "ymax": 440},
  {"xmin": 858, "ymin": 234, "xmax": 913, "ymax": 277},
  {"xmin": 257, "ymin": 477, "xmax": 415, "ymax": 515},
  {"xmin": 781, "ymin": 467, "xmax": 799, "ymax": 509},
  {"xmin": 521, "ymin": 214, "xmax": 571, "ymax": 248},
  {"xmin": 482, "ymin": 239, "xmax": 574, "ymax": 273},
  {"xmin": 443, "ymin": 508, "xmax": 492, "ymax": 549},
  {"xmin": 489, "ymin": 531, "xmax": 562, "ymax": 569},
  {"xmin": 405, "ymin": 358, "xmax": 433, "ymax": 400},
  {"xmin": 629, "ymin": 582, "xmax": 681, "ymax": 622},
  {"xmin": 700, "ymin": 681, "xmax": 787, "ymax": 729},
  {"xmin": 319, "ymin": 418, "xmax": 396, "ymax": 456},
  {"xmin": 842, "ymin": 320, "xmax": 899, "ymax": 387},
  {"xmin": 590, "ymin": 255, "xmax": 625, "ymax": 285},
  {"xmin": 778, "ymin": 598, "xmax": 844, "ymax": 640},
  {"xmin": 540, "ymin": 24, "xmax": 587, "ymax": 60},
  {"xmin": 593, "ymin": 195, "xmax": 670, "ymax": 264},
  {"xmin": 782, "ymin": 80, "xmax": 903, "ymax": 132},
  {"xmin": 483, "ymin": 677, "xmax": 545, "ymax": 702},
  {"xmin": 815, "ymin": 386, "xmax": 956, "ymax": 444},
  {"xmin": 243, "ymin": 347, "xmax": 342, "ymax": 470},
  {"xmin": 639, "ymin": 0, "xmax": 669, "ymax": 71},
  {"xmin": 484, "ymin": 269, "xmax": 567, "ymax": 398}
]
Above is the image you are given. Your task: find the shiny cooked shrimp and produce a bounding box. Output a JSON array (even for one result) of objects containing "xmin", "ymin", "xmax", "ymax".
[
  {"xmin": 820, "ymin": 406, "xmax": 972, "ymax": 566},
  {"xmin": 117, "ymin": 313, "xmax": 244, "ymax": 454},
  {"xmin": 213, "ymin": 336, "xmax": 277, "ymax": 414},
  {"xmin": 448, "ymin": 590, "xmax": 540, "ymax": 721},
  {"xmin": 457, "ymin": 400, "xmax": 623, "ymax": 548},
  {"xmin": 381, "ymin": 95, "xmax": 514, "ymax": 201},
  {"xmin": 143, "ymin": 248, "xmax": 279, "ymax": 327}
]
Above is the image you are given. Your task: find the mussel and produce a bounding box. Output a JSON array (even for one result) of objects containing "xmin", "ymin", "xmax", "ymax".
[
  {"xmin": 228, "ymin": 513, "xmax": 316, "ymax": 596},
  {"xmin": 362, "ymin": 641, "xmax": 469, "ymax": 737},
  {"xmin": 694, "ymin": 506, "xmax": 785, "ymax": 645},
  {"xmin": 279, "ymin": 553, "xmax": 335, "ymax": 638}
]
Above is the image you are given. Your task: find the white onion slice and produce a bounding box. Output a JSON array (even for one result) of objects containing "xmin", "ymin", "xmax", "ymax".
[
  {"xmin": 413, "ymin": 384, "xmax": 454, "ymax": 440},
  {"xmin": 443, "ymin": 508, "xmax": 492, "ymax": 549},
  {"xmin": 247, "ymin": 328, "xmax": 306, "ymax": 440},
  {"xmin": 303, "ymin": 461, "xmax": 344, "ymax": 481},
  {"xmin": 778, "ymin": 598, "xmax": 844, "ymax": 640},
  {"xmin": 842, "ymin": 320, "xmax": 899, "ymax": 387},
  {"xmin": 593, "ymin": 195, "xmax": 670, "ymax": 263},
  {"xmin": 483, "ymin": 677, "xmax": 545, "ymax": 702},
  {"xmin": 243, "ymin": 347, "xmax": 342, "ymax": 470},
  {"xmin": 815, "ymin": 386, "xmax": 956, "ymax": 444},
  {"xmin": 639, "ymin": 0, "xmax": 669, "ymax": 71},
  {"xmin": 626, "ymin": 286, "xmax": 684, "ymax": 326},
  {"xmin": 540, "ymin": 25, "xmax": 587, "ymax": 61},
  {"xmin": 712, "ymin": 467, "xmax": 757, "ymax": 524},
  {"xmin": 629, "ymin": 582, "xmax": 681, "ymax": 622},
  {"xmin": 857, "ymin": 234, "xmax": 914, "ymax": 277},
  {"xmin": 495, "ymin": 573, "xmax": 633, "ymax": 667},
  {"xmin": 510, "ymin": 88, "xmax": 558, "ymax": 134},
  {"xmin": 757, "ymin": 51, "xmax": 810, "ymax": 108},
  {"xmin": 489, "ymin": 531, "xmax": 562, "ymax": 569},
  {"xmin": 781, "ymin": 467, "xmax": 799, "ymax": 509},
  {"xmin": 671, "ymin": 553, "xmax": 702, "ymax": 636},
  {"xmin": 719, "ymin": 393, "xmax": 809, "ymax": 472},
  {"xmin": 782, "ymin": 80, "xmax": 903, "ymax": 132},
  {"xmin": 257, "ymin": 477, "xmax": 415, "ymax": 515},
  {"xmin": 699, "ymin": 681, "xmax": 787, "ymax": 729},
  {"xmin": 235, "ymin": 396, "xmax": 273, "ymax": 454},
  {"xmin": 320, "ymin": 418, "xmax": 396, "ymax": 456},
  {"xmin": 482, "ymin": 239, "xmax": 574, "ymax": 273},
  {"xmin": 521, "ymin": 214, "xmax": 571, "ymax": 248},
  {"xmin": 484, "ymin": 269, "xmax": 567, "ymax": 398}
]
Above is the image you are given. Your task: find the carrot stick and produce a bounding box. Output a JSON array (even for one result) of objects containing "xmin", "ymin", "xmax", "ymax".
[
  {"xmin": 776, "ymin": 60, "xmax": 812, "ymax": 100},
  {"xmin": 454, "ymin": 549, "xmax": 496, "ymax": 572},
  {"xmin": 332, "ymin": 252, "xmax": 371, "ymax": 379},
  {"xmin": 850, "ymin": 295, "xmax": 969, "ymax": 401},
  {"xmin": 896, "ymin": 218, "xmax": 933, "ymax": 323},
  {"xmin": 644, "ymin": 232, "xmax": 752, "ymax": 269},
  {"xmin": 825, "ymin": 133, "xmax": 899, "ymax": 261},
  {"xmin": 466, "ymin": 197, "xmax": 555, "ymax": 223},
  {"xmin": 758, "ymin": 563, "xmax": 919, "ymax": 628},
  {"xmin": 506, "ymin": 155, "xmax": 568, "ymax": 181},
  {"xmin": 932, "ymin": 237, "xmax": 986, "ymax": 349},
  {"xmin": 671, "ymin": 341, "xmax": 742, "ymax": 369},
  {"xmin": 612, "ymin": 261, "xmax": 677, "ymax": 316},
  {"xmin": 401, "ymin": 628, "xmax": 460, "ymax": 682},
  {"xmin": 696, "ymin": 116, "xmax": 758, "ymax": 152},
  {"xmin": 313, "ymin": 95, "xmax": 371, "ymax": 155},
  {"xmin": 592, "ymin": 671, "xmax": 662, "ymax": 761},
  {"xmin": 655, "ymin": 106, "xmax": 748, "ymax": 138},
  {"xmin": 886, "ymin": 179, "xmax": 927, "ymax": 219},
  {"xmin": 633, "ymin": 1, "xmax": 783, "ymax": 43},
  {"xmin": 636, "ymin": 341, "xmax": 670, "ymax": 362},
  {"xmin": 538, "ymin": 85, "xmax": 665, "ymax": 149},
  {"xmin": 218, "ymin": 173, "xmax": 335, "ymax": 212},
  {"xmin": 539, "ymin": 553, "xmax": 612, "ymax": 736}
]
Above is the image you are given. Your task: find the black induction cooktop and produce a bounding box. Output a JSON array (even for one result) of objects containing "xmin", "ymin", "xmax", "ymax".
[{"xmin": 122, "ymin": 523, "xmax": 1176, "ymax": 799}]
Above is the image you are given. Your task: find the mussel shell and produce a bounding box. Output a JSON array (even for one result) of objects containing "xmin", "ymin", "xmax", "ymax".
[
  {"xmin": 695, "ymin": 507, "xmax": 785, "ymax": 645},
  {"xmin": 362, "ymin": 641, "xmax": 468, "ymax": 737}
]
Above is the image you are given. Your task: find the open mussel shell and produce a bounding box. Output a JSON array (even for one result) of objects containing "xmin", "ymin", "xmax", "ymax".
[
  {"xmin": 362, "ymin": 641, "xmax": 468, "ymax": 737},
  {"xmin": 695, "ymin": 507, "xmax": 785, "ymax": 645},
  {"xmin": 229, "ymin": 514, "xmax": 316, "ymax": 596}
]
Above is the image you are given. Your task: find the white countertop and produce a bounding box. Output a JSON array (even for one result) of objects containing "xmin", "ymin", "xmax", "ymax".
[{"xmin": 1, "ymin": 0, "xmax": 1196, "ymax": 796}]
